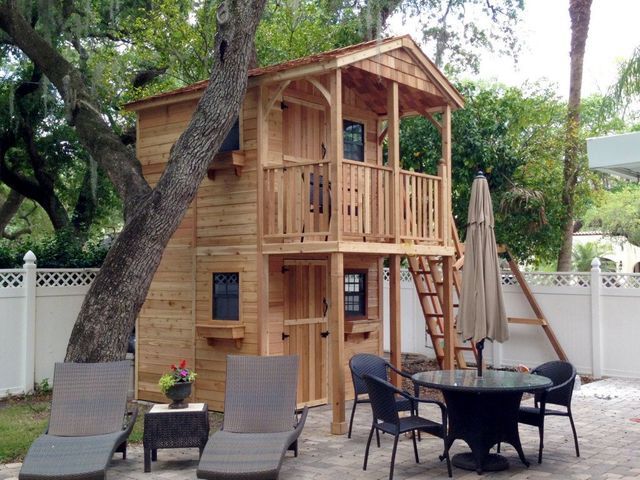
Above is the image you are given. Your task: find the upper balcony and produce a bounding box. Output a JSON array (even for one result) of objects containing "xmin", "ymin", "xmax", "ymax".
[{"xmin": 262, "ymin": 158, "xmax": 445, "ymax": 255}]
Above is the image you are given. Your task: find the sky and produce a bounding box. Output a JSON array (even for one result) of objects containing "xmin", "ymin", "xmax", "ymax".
[{"xmin": 391, "ymin": 0, "xmax": 640, "ymax": 97}]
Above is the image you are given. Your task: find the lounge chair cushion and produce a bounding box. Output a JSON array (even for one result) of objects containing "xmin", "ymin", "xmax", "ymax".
[
  {"xmin": 196, "ymin": 430, "xmax": 294, "ymax": 480},
  {"xmin": 19, "ymin": 431, "xmax": 124, "ymax": 480}
]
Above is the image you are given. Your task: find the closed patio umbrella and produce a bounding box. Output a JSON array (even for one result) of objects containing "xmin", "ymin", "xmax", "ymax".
[{"xmin": 458, "ymin": 172, "xmax": 508, "ymax": 376}]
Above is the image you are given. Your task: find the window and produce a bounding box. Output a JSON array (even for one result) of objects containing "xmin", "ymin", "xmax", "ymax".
[
  {"xmin": 212, "ymin": 272, "xmax": 239, "ymax": 320},
  {"xmin": 344, "ymin": 271, "xmax": 366, "ymax": 317},
  {"xmin": 343, "ymin": 120, "xmax": 364, "ymax": 161},
  {"xmin": 219, "ymin": 118, "xmax": 240, "ymax": 153}
]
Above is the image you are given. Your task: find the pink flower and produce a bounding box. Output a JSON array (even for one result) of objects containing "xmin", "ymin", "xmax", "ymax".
[{"xmin": 180, "ymin": 370, "xmax": 188, "ymax": 377}]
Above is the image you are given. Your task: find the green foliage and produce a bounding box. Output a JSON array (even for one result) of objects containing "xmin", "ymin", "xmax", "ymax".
[
  {"xmin": 572, "ymin": 241, "xmax": 616, "ymax": 272},
  {"xmin": 0, "ymin": 400, "xmax": 50, "ymax": 462},
  {"xmin": 0, "ymin": 230, "xmax": 109, "ymax": 268},
  {"xmin": 583, "ymin": 184, "xmax": 640, "ymax": 246}
]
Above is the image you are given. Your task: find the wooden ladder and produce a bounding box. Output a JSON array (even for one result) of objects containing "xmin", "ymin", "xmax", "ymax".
[
  {"xmin": 408, "ymin": 219, "xmax": 567, "ymax": 369},
  {"xmin": 407, "ymin": 222, "xmax": 478, "ymax": 369}
]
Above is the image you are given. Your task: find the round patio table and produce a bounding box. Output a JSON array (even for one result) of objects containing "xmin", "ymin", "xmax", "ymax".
[{"xmin": 412, "ymin": 369, "xmax": 552, "ymax": 475}]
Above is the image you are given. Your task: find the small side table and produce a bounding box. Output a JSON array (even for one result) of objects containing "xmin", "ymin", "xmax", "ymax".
[{"xmin": 143, "ymin": 402, "xmax": 210, "ymax": 472}]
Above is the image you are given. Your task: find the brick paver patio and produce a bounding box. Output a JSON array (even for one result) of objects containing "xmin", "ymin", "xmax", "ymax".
[{"xmin": 2, "ymin": 377, "xmax": 639, "ymax": 479}]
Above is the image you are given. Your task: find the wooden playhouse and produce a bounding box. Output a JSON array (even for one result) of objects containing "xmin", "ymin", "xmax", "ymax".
[{"xmin": 126, "ymin": 35, "xmax": 464, "ymax": 433}]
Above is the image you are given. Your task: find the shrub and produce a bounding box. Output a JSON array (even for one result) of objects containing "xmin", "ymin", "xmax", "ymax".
[{"xmin": 0, "ymin": 230, "xmax": 109, "ymax": 269}]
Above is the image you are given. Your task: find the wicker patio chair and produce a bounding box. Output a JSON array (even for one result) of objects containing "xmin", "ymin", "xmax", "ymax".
[
  {"xmin": 348, "ymin": 353, "xmax": 415, "ymax": 441},
  {"xmin": 361, "ymin": 374, "xmax": 451, "ymax": 480},
  {"xmin": 19, "ymin": 361, "xmax": 138, "ymax": 480},
  {"xmin": 517, "ymin": 360, "xmax": 580, "ymax": 463},
  {"xmin": 196, "ymin": 355, "xmax": 308, "ymax": 480}
]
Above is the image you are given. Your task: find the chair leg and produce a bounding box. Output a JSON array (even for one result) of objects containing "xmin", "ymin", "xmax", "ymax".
[
  {"xmin": 569, "ymin": 410, "xmax": 580, "ymax": 457},
  {"xmin": 348, "ymin": 400, "xmax": 358, "ymax": 439},
  {"xmin": 538, "ymin": 422, "xmax": 544, "ymax": 464},
  {"xmin": 364, "ymin": 426, "xmax": 375, "ymax": 471},
  {"xmin": 412, "ymin": 430, "xmax": 419, "ymax": 463},
  {"xmin": 389, "ymin": 434, "xmax": 400, "ymax": 480},
  {"xmin": 376, "ymin": 428, "xmax": 381, "ymax": 448},
  {"xmin": 497, "ymin": 442, "xmax": 501, "ymax": 453}
]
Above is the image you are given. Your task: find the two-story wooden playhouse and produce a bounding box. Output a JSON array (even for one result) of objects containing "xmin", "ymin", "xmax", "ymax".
[{"xmin": 126, "ymin": 35, "xmax": 464, "ymax": 433}]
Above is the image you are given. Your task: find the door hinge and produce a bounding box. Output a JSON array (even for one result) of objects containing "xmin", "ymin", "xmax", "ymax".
[{"xmin": 282, "ymin": 332, "xmax": 290, "ymax": 341}]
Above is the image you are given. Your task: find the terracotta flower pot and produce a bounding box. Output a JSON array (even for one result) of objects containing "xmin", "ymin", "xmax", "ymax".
[{"xmin": 165, "ymin": 381, "xmax": 192, "ymax": 409}]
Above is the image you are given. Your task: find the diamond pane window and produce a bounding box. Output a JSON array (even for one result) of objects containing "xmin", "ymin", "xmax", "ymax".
[
  {"xmin": 343, "ymin": 120, "xmax": 364, "ymax": 161},
  {"xmin": 212, "ymin": 272, "xmax": 239, "ymax": 320},
  {"xmin": 344, "ymin": 272, "xmax": 366, "ymax": 317}
]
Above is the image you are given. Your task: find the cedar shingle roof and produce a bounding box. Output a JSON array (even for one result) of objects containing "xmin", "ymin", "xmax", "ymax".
[{"xmin": 125, "ymin": 35, "xmax": 462, "ymax": 110}]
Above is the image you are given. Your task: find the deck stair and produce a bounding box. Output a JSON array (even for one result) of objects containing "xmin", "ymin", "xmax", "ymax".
[{"xmin": 408, "ymin": 218, "xmax": 567, "ymax": 369}]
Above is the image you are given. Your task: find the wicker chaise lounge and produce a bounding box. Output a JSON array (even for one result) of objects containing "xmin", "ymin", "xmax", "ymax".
[
  {"xmin": 19, "ymin": 361, "xmax": 137, "ymax": 480},
  {"xmin": 197, "ymin": 355, "xmax": 308, "ymax": 480}
]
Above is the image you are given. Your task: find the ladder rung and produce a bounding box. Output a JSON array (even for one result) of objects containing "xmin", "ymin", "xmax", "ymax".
[
  {"xmin": 455, "ymin": 346, "xmax": 475, "ymax": 351},
  {"xmin": 412, "ymin": 269, "xmax": 431, "ymax": 274},
  {"xmin": 419, "ymin": 292, "xmax": 438, "ymax": 296},
  {"xmin": 424, "ymin": 313, "xmax": 444, "ymax": 318},
  {"xmin": 430, "ymin": 334, "xmax": 444, "ymax": 339}
]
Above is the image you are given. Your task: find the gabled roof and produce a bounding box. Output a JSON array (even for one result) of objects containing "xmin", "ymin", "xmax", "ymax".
[{"xmin": 125, "ymin": 35, "xmax": 464, "ymax": 111}]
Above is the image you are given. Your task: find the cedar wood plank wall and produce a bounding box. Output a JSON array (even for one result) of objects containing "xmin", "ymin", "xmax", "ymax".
[{"xmin": 137, "ymin": 71, "xmax": 388, "ymax": 410}]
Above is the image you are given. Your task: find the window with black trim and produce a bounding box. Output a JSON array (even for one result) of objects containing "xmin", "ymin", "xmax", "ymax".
[
  {"xmin": 212, "ymin": 272, "xmax": 239, "ymax": 320},
  {"xmin": 344, "ymin": 271, "xmax": 366, "ymax": 317},
  {"xmin": 343, "ymin": 120, "xmax": 364, "ymax": 161},
  {"xmin": 219, "ymin": 118, "xmax": 240, "ymax": 153}
]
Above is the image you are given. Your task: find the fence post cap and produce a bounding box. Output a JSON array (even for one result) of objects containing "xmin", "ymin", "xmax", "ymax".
[
  {"xmin": 23, "ymin": 250, "xmax": 37, "ymax": 264},
  {"xmin": 591, "ymin": 257, "xmax": 601, "ymax": 270}
]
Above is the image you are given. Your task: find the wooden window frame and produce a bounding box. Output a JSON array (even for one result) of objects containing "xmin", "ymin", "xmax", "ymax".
[
  {"xmin": 344, "ymin": 269, "xmax": 367, "ymax": 320},
  {"xmin": 210, "ymin": 271, "xmax": 241, "ymax": 322}
]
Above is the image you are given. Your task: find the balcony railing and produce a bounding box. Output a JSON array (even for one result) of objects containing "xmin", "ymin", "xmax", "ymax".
[{"xmin": 262, "ymin": 158, "xmax": 442, "ymax": 245}]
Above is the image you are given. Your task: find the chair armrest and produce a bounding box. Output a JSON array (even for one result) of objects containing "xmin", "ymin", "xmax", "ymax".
[
  {"xmin": 123, "ymin": 407, "xmax": 139, "ymax": 437},
  {"xmin": 387, "ymin": 363, "xmax": 414, "ymax": 382},
  {"xmin": 292, "ymin": 406, "xmax": 309, "ymax": 440}
]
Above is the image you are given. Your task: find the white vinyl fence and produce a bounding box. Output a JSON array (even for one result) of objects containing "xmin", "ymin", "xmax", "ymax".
[
  {"xmin": 0, "ymin": 252, "xmax": 98, "ymax": 397},
  {"xmin": 383, "ymin": 259, "xmax": 640, "ymax": 379}
]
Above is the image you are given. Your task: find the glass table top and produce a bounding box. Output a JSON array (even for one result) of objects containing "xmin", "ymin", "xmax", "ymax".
[{"xmin": 412, "ymin": 370, "xmax": 552, "ymax": 392}]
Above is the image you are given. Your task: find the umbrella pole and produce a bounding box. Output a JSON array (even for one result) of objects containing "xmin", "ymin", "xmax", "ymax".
[{"xmin": 476, "ymin": 339, "xmax": 485, "ymax": 376}]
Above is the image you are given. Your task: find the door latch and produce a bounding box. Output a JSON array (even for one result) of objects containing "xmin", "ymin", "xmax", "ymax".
[
  {"xmin": 320, "ymin": 331, "xmax": 330, "ymax": 338},
  {"xmin": 282, "ymin": 332, "xmax": 290, "ymax": 341},
  {"xmin": 322, "ymin": 297, "xmax": 328, "ymax": 317}
]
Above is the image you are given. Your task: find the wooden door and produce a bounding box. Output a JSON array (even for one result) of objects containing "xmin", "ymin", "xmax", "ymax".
[
  {"xmin": 283, "ymin": 102, "xmax": 327, "ymax": 162},
  {"xmin": 282, "ymin": 260, "xmax": 328, "ymax": 405}
]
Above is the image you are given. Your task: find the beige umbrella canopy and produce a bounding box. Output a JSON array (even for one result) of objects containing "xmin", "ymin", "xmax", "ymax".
[{"xmin": 458, "ymin": 172, "xmax": 508, "ymax": 375}]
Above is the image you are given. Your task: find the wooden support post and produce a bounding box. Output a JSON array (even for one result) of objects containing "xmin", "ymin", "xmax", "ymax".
[
  {"xmin": 441, "ymin": 105, "xmax": 452, "ymax": 246},
  {"xmin": 387, "ymin": 81, "xmax": 400, "ymax": 243},
  {"xmin": 329, "ymin": 69, "xmax": 343, "ymax": 242},
  {"xmin": 329, "ymin": 252, "xmax": 346, "ymax": 434},
  {"xmin": 257, "ymin": 86, "xmax": 268, "ymax": 355},
  {"xmin": 441, "ymin": 255, "xmax": 455, "ymax": 369},
  {"xmin": 389, "ymin": 254, "xmax": 402, "ymax": 385}
]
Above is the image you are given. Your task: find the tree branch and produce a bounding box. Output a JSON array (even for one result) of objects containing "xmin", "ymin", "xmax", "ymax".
[{"xmin": 0, "ymin": 0, "xmax": 151, "ymax": 217}]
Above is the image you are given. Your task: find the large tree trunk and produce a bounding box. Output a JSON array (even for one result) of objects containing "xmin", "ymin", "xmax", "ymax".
[
  {"xmin": 0, "ymin": 0, "xmax": 267, "ymax": 362},
  {"xmin": 557, "ymin": 0, "xmax": 592, "ymax": 271},
  {"xmin": 0, "ymin": 189, "xmax": 24, "ymax": 236}
]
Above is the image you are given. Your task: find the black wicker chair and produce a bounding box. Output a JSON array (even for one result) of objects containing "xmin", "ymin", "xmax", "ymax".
[
  {"xmin": 348, "ymin": 353, "xmax": 416, "ymax": 441},
  {"xmin": 19, "ymin": 361, "xmax": 137, "ymax": 480},
  {"xmin": 362, "ymin": 375, "xmax": 451, "ymax": 480},
  {"xmin": 516, "ymin": 361, "xmax": 580, "ymax": 463}
]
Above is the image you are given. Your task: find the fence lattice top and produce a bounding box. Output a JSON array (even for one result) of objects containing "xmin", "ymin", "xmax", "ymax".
[
  {"xmin": 36, "ymin": 270, "xmax": 98, "ymax": 288},
  {"xmin": 0, "ymin": 271, "xmax": 24, "ymax": 288}
]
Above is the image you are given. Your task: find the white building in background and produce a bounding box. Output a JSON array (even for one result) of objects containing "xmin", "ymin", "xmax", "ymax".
[{"xmin": 573, "ymin": 231, "xmax": 640, "ymax": 273}]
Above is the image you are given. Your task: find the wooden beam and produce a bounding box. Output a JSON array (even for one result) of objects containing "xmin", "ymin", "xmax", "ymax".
[
  {"xmin": 389, "ymin": 254, "xmax": 402, "ymax": 386},
  {"xmin": 307, "ymin": 77, "xmax": 331, "ymax": 105},
  {"xmin": 329, "ymin": 252, "xmax": 346, "ymax": 434},
  {"xmin": 262, "ymin": 80, "xmax": 291, "ymax": 121},
  {"xmin": 441, "ymin": 105, "xmax": 452, "ymax": 247},
  {"xmin": 378, "ymin": 124, "xmax": 388, "ymax": 145},
  {"xmin": 257, "ymin": 86, "xmax": 269, "ymax": 356},
  {"xmin": 329, "ymin": 69, "xmax": 343, "ymax": 242},
  {"xmin": 422, "ymin": 110, "xmax": 442, "ymax": 133},
  {"xmin": 387, "ymin": 81, "xmax": 400, "ymax": 243},
  {"xmin": 505, "ymin": 249, "xmax": 568, "ymax": 361},
  {"xmin": 441, "ymin": 255, "xmax": 455, "ymax": 369}
]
